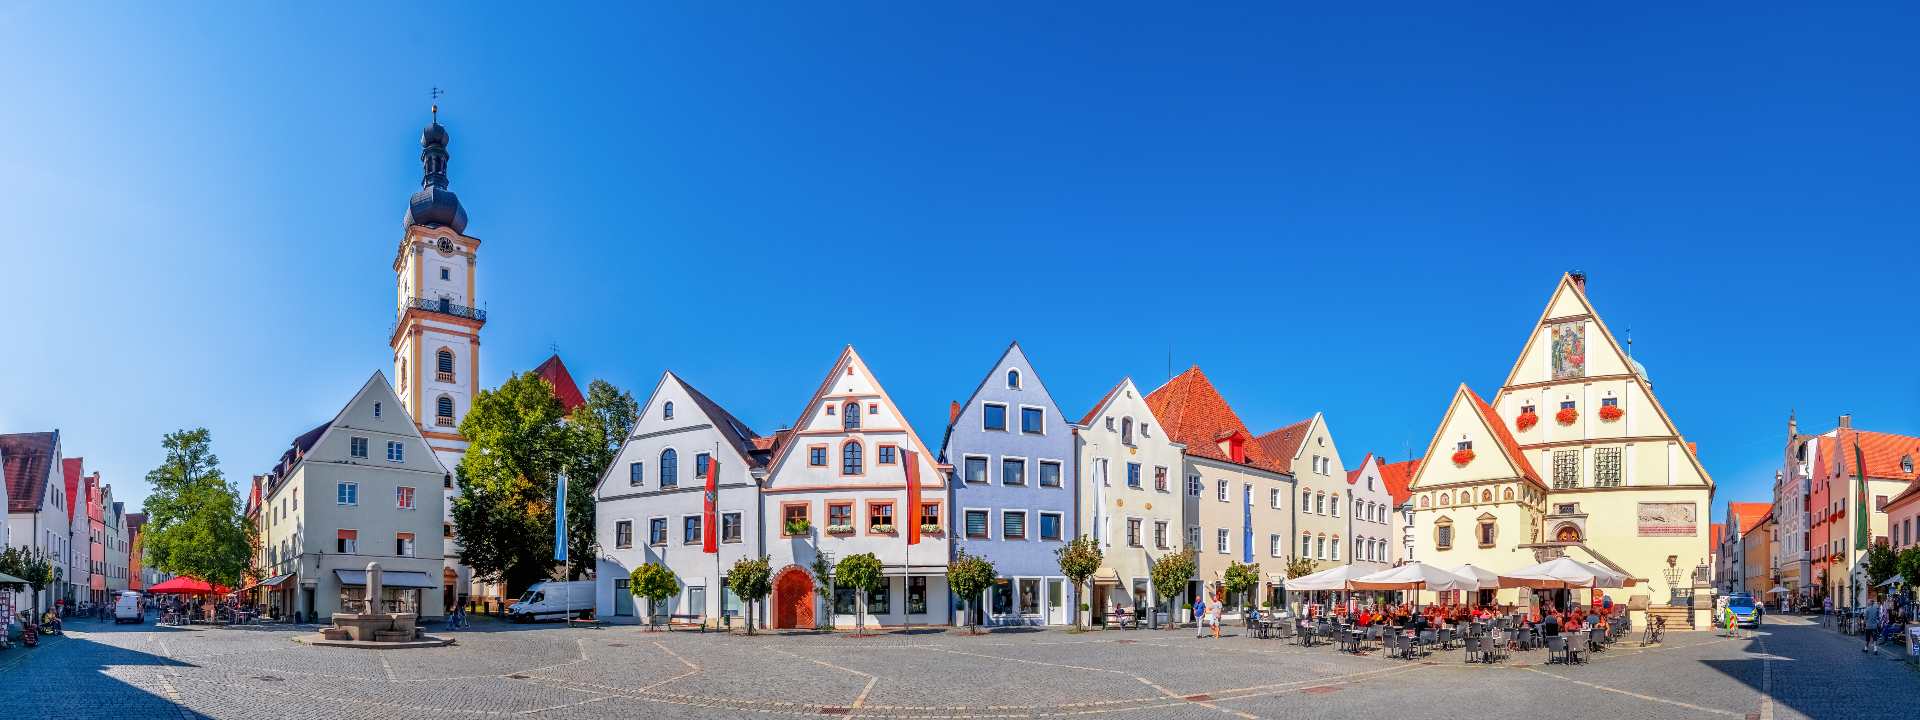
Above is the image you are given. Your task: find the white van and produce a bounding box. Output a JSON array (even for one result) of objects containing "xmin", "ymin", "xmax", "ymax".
[
  {"xmin": 506, "ymin": 580, "xmax": 595, "ymax": 623},
  {"xmin": 113, "ymin": 591, "xmax": 143, "ymax": 624}
]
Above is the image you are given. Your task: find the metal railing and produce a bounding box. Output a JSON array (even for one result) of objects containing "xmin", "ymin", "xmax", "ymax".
[{"xmin": 405, "ymin": 297, "xmax": 486, "ymax": 322}]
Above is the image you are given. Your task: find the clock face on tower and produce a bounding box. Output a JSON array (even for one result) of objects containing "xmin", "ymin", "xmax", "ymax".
[{"xmin": 437, "ymin": 237, "xmax": 454, "ymax": 254}]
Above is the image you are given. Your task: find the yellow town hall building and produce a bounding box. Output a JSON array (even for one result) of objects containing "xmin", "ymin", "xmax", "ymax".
[{"xmin": 1409, "ymin": 273, "xmax": 1714, "ymax": 613}]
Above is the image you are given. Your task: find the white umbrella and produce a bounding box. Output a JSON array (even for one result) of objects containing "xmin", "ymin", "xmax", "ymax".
[
  {"xmin": 1498, "ymin": 557, "xmax": 1625, "ymax": 589},
  {"xmin": 1874, "ymin": 575, "xmax": 1904, "ymax": 588},
  {"xmin": 1285, "ymin": 564, "xmax": 1373, "ymax": 591},
  {"xmin": 1350, "ymin": 562, "xmax": 1479, "ymax": 592},
  {"xmin": 1765, "ymin": 585, "xmax": 1791, "ymax": 595},
  {"xmin": 1447, "ymin": 564, "xmax": 1503, "ymax": 593}
]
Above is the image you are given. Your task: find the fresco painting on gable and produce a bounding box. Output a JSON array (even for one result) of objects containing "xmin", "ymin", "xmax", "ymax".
[{"xmin": 1551, "ymin": 322, "xmax": 1585, "ymax": 380}]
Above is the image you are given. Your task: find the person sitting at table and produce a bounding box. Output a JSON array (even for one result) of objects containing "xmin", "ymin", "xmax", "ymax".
[{"xmin": 1541, "ymin": 613, "xmax": 1561, "ymax": 637}]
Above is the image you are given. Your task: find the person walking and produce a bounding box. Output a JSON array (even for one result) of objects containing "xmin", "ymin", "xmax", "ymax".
[
  {"xmin": 1195, "ymin": 592, "xmax": 1208, "ymax": 638},
  {"xmin": 1862, "ymin": 600, "xmax": 1882, "ymax": 652}
]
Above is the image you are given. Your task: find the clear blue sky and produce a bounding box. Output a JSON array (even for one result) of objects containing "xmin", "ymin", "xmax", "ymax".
[{"xmin": 3, "ymin": 3, "xmax": 1916, "ymax": 521}]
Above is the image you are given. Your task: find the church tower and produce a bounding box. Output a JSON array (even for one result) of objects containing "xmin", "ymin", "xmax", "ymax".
[{"xmin": 390, "ymin": 109, "xmax": 484, "ymax": 475}]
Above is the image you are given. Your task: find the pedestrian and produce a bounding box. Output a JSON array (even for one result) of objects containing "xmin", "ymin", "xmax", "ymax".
[
  {"xmin": 1194, "ymin": 593, "xmax": 1208, "ymax": 638},
  {"xmin": 1862, "ymin": 600, "xmax": 1882, "ymax": 652}
]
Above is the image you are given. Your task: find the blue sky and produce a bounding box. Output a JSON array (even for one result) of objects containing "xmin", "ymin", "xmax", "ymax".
[{"xmin": 2, "ymin": 3, "xmax": 1916, "ymax": 520}]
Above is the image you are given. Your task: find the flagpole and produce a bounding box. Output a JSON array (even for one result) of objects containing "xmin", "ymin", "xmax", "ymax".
[{"xmin": 714, "ymin": 442, "xmax": 722, "ymax": 631}]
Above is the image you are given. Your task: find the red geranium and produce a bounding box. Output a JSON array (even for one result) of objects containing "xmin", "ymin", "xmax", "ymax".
[
  {"xmin": 1598, "ymin": 405, "xmax": 1624, "ymax": 422},
  {"xmin": 1515, "ymin": 411, "xmax": 1539, "ymax": 431},
  {"xmin": 1451, "ymin": 449, "xmax": 1475, "ymax": 466},
  {"xmin": 1555, "ymin": 407, "xmax": 1579, "ymax": 425}
]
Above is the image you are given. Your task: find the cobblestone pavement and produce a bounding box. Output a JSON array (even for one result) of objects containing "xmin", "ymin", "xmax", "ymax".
[{"xmin": 1, "ymin": 613, "xmax": 1910, "ymax": 719}]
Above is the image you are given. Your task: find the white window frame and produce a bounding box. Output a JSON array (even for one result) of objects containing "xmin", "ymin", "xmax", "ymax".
[
  {"xmin": 1270, "ymin": 533, "xmax": 1282, "ymax": 557},
  {"xmin": 1216, "ymin": 479, "xmax": 1227, "ymax": 503},
  {"xmin": 1001, "ymin": 455, "xmax": 1029, "ymax": 486},
  {"xmin": 386, "ymin": 440, "xmax": 404, "ymax": 463},
  {"xmin": 1216, "ymin": 528, "xmax": 1229, "ymax": 554},
  {"xmin": 1018, "ymin": 404, "xmax": 1047, "ymax": 436},
  {"xmin": 1003, "ymin": 509, "xmax": 1029, "ymax": 541},
  {"xmin": 963, "ymin": 507, "xmax": 992, "ymax": 540},
  {"xmin": 395, "ymin": 486, "xmax": 416, "ymax": 511},
  {"xmin": 1037, "ymin": 459, "xmax": 1064, "ymax": 488},
  {"xmin": 982, "ymin": 402, "xmax": 1010, "ymax": 432},
  {"xmin": 337, "ymin": 482, "xmax": 358, "ymax": 507},
  {"xmin": 647, "ymin": 516, "xmax": 668, "ymax": 546},
  {"xmin": 350, "ymin": 436, "xmax": 368, "ymax": 459},
  {"xmin": 613, "ymin": 519, "xmax": 634, "ymax": 549},
  {"xmin": 1038, "ymin": 511, "xmax": 1064, "ymax": 542},
  {"xmin": 963, "ymin": 455, "xmax": 991, "ymax": 485}
]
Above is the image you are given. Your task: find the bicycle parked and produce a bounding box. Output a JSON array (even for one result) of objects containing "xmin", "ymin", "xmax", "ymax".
[{"xmin": 1640, "ymin": 615, "xmax": 1665, "ymax": 646}]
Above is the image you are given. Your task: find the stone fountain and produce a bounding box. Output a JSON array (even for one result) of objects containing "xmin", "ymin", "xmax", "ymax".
[{"xmin": 302, "ymin": 561, "xmax": 450, "ymax": 649}]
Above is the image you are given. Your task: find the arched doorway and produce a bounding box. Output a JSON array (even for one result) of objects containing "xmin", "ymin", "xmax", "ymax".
[
  {"xmin": 1555, "ymin": 524, "xmax": 1581, "ymax": 543},
  {"xmin": 443, "ymin": 568, "xmax": 458, "ymax": 612},
  {"xmin": 773, "ymin": 566, "xmax": 815, "ymax": 629}
]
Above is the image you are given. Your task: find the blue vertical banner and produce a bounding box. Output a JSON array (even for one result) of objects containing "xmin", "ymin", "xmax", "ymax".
[
  {"xmin": 554, "ymin": 472, "xmax": 568, "ymax": 563},
  {"xmin": 1242, "ymin": 483, "xmax": 1253, "ymax": 564}
]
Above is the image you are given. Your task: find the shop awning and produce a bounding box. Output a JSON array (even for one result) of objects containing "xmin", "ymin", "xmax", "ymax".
[
  {"xmin": 1091, "ymin": 567, "xmax": 1122, "ymax": 585},
  {"xmin": 334, "ymin": 570, "xmax": 440, "ymax": 589},
  {"xmin": 257, "ymin": 573, "xmax": 295, "ymax": 589}
]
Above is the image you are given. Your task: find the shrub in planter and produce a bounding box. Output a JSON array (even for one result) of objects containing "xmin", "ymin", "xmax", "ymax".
[
  {"xmin": 784, "ymin": 519, "xmax": 812, "ymax": 535},
  {"xmin": 1515, "ymin": 411, "xmax": 1539, "ymax": 431},
  {"xmin": 1451, "ymin": 449, "xmax": 1475, "ymax": 466},
  {"xmin": 920, "ymin": 523, "xmax": 942, "ymax": 534},
  {"xmin": 1598, "ymin": 405, "xmax": 1624, "ymax": 422},
  {"xmin": 1555, "ymin": 407, "xmax": 1579, "ymax": 425}
]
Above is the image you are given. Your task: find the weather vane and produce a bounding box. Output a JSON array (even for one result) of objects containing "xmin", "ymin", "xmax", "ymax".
[{"xmin": 430, "ymin": 87, "xmax": 445, "ymax": 121}]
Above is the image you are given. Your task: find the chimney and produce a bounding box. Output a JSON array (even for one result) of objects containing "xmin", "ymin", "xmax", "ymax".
[
  {"xmin": 1838, "ymin": 413, "xmax": 1852, "ymax": 429},
  {"xmin": 949, "ymin": 401, "xmax": 962, "ymax": 424},
  {"xmin": 1569, "ymin": 271, "xmax": 1587, "ymax": 293}
]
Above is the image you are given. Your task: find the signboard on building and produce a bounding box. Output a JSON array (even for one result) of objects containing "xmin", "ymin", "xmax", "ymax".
[{"xmin": 1638, "ymin": 502, "xmax": 1698, "ymax": 537}]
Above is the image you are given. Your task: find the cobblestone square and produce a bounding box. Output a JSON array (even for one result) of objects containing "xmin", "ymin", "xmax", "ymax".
[{"xmin": 2, "ymin": 614, "xmax": 1911, "ymax": 719}]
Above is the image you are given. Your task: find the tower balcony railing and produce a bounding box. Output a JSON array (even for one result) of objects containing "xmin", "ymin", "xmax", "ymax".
[{"xmin": 405, "ymin": 296, "xmax": 487, "ymax": 322}]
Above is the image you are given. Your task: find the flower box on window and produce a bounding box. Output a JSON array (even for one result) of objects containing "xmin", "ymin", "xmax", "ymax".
[
  {"xmin": 825, "ymin": 524, "xmax": 856, "ymax": 535},
  {"xmin": 1451, "ymin": 449, "xmax": 1476, "ymax": 466},
  {"xmin": 784, "ymin": 519, "xmax": 812, "ymax": 536},
  {"xmin": 1598, "ymin": 405, "xmax": 1623, "ymax": 422},
  {"xmin": 1515, "ymin": 411, "xmax": 1539, "ymax": 431},
  {"xmin": 870, "ymin": 524, "xmax": 896, "ymax": 534},
  {"xmin": 920, "ymin": 523, "xmax": 942, "ymax": 535},
  {"xmin": 1555, "ymin": 407, "xmax": 1578, "ymax": 425}
]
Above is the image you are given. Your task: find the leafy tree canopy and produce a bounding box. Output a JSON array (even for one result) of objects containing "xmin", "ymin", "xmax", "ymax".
[
  {"xmin": 836, "ymin": 552, "xmax": 886, "ymax": 595},
  {"xmin": 452, "ymin": 372, "xmax": 573, "ymax": 596},
  {"xmin": 1150, "ymin": 550, "xmax": 1197, "ymax": 602},
  {"xmin": 1285, "ymin": 556, "xmax": 1318, "ymax": 579},
  {"xmin": 140, "ymin": 429, "xmax": 252, "ymax": 589},
  {"xmin": 1055, "ymin": 535, "xmax": 1101, "ymax": 587}
]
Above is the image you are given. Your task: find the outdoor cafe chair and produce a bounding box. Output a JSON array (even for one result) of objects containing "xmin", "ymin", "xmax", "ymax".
[
  {"xmin": 1589, "ymin": 628, "xmax": 1606, "ymax": 650},
  {"xmin": 1463, "ymin": 636, "xmax": 1484, "ymax": 663},
  {"xmin": 1274, "ymin": 621, "xmax": 1296, "ymax": 641},
  {"xmin": 1384, "ymin": 632, "xmax": 1407, "ymax": 660},
  {"xmin": 1436, "ymin": 627, "xmax": 1455, "ymax": 649},
  {"xmin": 1566, "ymin": 635, "xmax": 1589, "ymax": 664},
  {"xmin": 1545, "ymin": 635, "xmax": 1568, "ymax": 664}
]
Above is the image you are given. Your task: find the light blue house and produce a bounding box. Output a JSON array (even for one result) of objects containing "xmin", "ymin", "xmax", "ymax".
[{"xmin": 939, "ymin": 342, "xmax": 1077, "ymax": 626}]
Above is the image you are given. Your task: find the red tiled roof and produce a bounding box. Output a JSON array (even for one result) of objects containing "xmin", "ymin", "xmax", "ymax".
[
  {"xmin": 1710, "ymin": 525, "xmax": 1724, "ymax": 549},
  {"xmin": 1378, "ymin": 458, "xmax": 1420, "ymax": 506},
  {"xmin": 532, "ymin": 354, "xmax": 587, "ymax": 413},
  {"xmin": 1252, "ymin": 419, "xmax": 1312, "ymax": 466},
  {"xmin": 1727, "ymin": 502, "xmax": 1772, "ymax": 535},
  {"xmin": 1346, "ymin": 453, "xmax": 1371, "ymax": 484},
  {"xmin": 1466, "ymin": 388, "xmax": 1545, "ymax": 490},
  {"xmin": 1836, "ymin": 428, "xmax": 1920, "ymax": 482},
  {"xmin": 1144, "ymin": 366, "xmax": 1285, "ymax": 473},
  {"xmin": 1078, "ymin": 379, "xmax": 1127, "ymax": 427},
  {"xmin": 3, "ymin": 431, "xmax": 59, "ymax": 514},
  {"xmin": 63, "ymin": 458, "xmax": 83, "ymax": 522}
]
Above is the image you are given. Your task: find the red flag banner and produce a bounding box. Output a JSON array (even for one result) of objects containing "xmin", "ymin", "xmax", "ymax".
[
  {"xmin": 703, "ymin": 456, "xmax": 719, "ymax": 554},
  {"xmin": 905, "ymin": 450, "xmax": 922, "ymax": 545}
]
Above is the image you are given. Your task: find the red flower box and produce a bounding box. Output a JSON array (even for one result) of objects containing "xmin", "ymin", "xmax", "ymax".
[
  {"xmin": 1451, "ymin": 449, "xmax": 1475, "ymax": 466},
  {"xmin": 1555, "ymin": 407, "xmax": 1578, "ymax": 425},
  {"xmin": 1598, "ymin": 405, "xmax": 1624, "ymax": 422},
  {"xmin": 1515, "ymin": 412, "xmax": 1538, "ymax": 431}
]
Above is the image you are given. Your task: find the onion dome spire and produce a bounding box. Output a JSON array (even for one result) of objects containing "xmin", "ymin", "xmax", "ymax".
[{"xmin": 403, "ymin": 102, "xmax": 468, "ymax": 233}]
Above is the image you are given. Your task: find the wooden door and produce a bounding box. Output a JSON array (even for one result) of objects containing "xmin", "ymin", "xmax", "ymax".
[{"xmin": 774, "ymin": 568, "xmax": 814, "ymax": 629}]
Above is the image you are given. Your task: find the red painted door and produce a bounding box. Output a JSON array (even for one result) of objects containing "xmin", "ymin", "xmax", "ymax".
[{"xmin": 774, "ymin": 568, "xmax": 814, "ymax": 629}]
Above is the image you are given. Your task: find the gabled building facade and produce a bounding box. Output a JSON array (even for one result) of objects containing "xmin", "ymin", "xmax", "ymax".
[
  {"xmin": 1146, "ymin": 366, "xmax": 1293, "ymax": 614},
  {"xmin": 1772, "ymin": 414, "xmax": 1817, "ymax": 602},
  {"xmin": 761, "ymin": 347, "xmax": 953, "ymax": 629},
  {"xmin": 1718, "ymin": 502, "xmax": 1771, "ymax": 595},
  {"xmin": 1076, "ymin": 377, "xmax": 1187, "ymax": 624},
  {"xmin": 257, "ymin": 373, "xmax": 449, "ymax": 621},
  {"xmin": 1406, "ymin": 385, "xmax": 1551, "ymax": 600},
  {"xmin": 1343, "ymin": 454, "xmax": 1397, "ymax": 574},
  {"xmin": 1377, "ymin": 458, "xmax": 1418, "ymax": 564},
  {"xmin": 940, "ymin": 342, "xmax": 1077, "ymax": 626},
  {"xmin": 1255, "ymin": 413, "xmax": 1349, "ymax": 573},
  {"xmin": 1805, "ymin": 417, "xmax": 1919, "ymax": 607},
  {"xmin": 595, "ymin": 371, "xmax": 769, "ymax": 626},
  {"xmin": 4, "ymin": 431, "xmax": 71, "ymax": 612}
]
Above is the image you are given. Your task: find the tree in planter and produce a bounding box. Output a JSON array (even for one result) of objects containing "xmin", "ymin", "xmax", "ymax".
[
  {"xmin": 1054, "ymin": 535, "xmax": 1101, "ymax": 630},
  {"xmin": 835, "ymin": 553, "xmax": 885, "ymax": 634},
  {"xmin": 808, "ymin": 552, "xmax": 835, "ymax": 632},
  {"xmin": 727, "ymin": 555, "xmax": 773, "ymax": 635},
  {"xmin": 629, "ymin": 563, "xmax": 679, "ymax": 630},
  {"xmin": 1222, "ymin": 561, "xmax": 1261, "ymax": 616},
  {"xmin": 1148, "ymin": 550, "xmax": 1197, "ymax": 629},
  {"xmin": 948, "ymin": 550, "xmax": 998, "ymax": 634},
  {"xmin": 0, "ymin": 545, "xmax": 54, "ymax": 616}
]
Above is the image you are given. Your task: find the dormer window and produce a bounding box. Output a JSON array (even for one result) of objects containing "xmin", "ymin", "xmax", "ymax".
[
  {"xmin": 1904, "ymin": 455, "xmax": 1914, "ymax": 474},
  {"xmin": 1006, "ymin": 369, "xmax": 1021, "ymax": 388}
]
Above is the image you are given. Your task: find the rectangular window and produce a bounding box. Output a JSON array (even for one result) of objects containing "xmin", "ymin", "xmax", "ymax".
[
  {"xmin": 1315, "ymin": 537, "xmax": 1326, "ymax": 559},
  {"xmin": 444, "ymin": 522, "xmax": 453, "ymax": 538},
  {"xmin": 1020, "ymin": 407, "xmax": 1044, "ymax": 434},
  {"xmin": 1270, "ymin": 534, "xmax": 1282, "ymax": 557},
  {"xmin": 878, "ymin": 445, "xmax": 897, "ymax": 464},
  {"xmin": 869, "ymin": 502, "xmax": 895, "ymax": 532},
  {"xmin": 395, "ymin": 486, "xmax": 415, "ymax": 510},
  {"xmin": 1478, "ymin": 520, "xmax": 1496, "ymax": 547},
  {"xmin": 337, "ymin": 482, "xmax": 358, "ymax": 506},
  {"xmin": 1002, "ymin": 458, "xmax": 1026, "ymax": 486},
  {"xmin": 965, "ymin": 456, "xmax": 989, "ymax": 484},
  {"xmin": 809, "ymin": 446, "xmax": 828, "ymax": 467},
  {"xmin": 1187, "ymin": 475, "xmax": 1201, "ymax": 496},
  {"xmin": 721, "ymin": 512, "xmax": 742, "ymax": 543},
  {"xmin": 908, "ymin": 576, "xmax": 928, "ymax": 615},
  {"xmin": 1003, "ymin": 510, "xmax": 1027, "ymax": 540},
  {"xmin": 336, "ymin": 529, "xmax": 357, "ymax": 554},
  {"xmin": 1876, "ymin": 495, "xmax": 1889, "ymax": 511},
  {"xmin": 396, "ymin": 532, "xmax": 415, "ymax": 557},
  {"xmin": 1187, "ymin": 525, "xmax": 1200, "ymax": 550},
  {"xmin": 628, "ymin": 462, "xmax": 643, "ymax": 486},
  {"xmin": 1552, "ymin": 449, "xmax": 1581, "ymax": 489},
  {"xmin": 386, "ymin": 441, "xmax": 404, "ymax": 462},
  {"xmin": 1593, "ymin": 447, "xmax": 1622, "ymax": 487},
  {"xmin": 834, "ymin": 587, "xmax": 858, "ymax": 616},
  {"xmin": 983, "ymin": 403, "xmax": 1008, "ymax": 431},
  {"xmin": 615, "ymin": 520, "xmax": 633, "ymax": 548},
  {"xmin": 1270, "ymin": 488, "xmax": 1282, "ymax": 509},
  {"xmin": 1126, "ymin": 518, "xmax": 1142, "ymax": 547},
  {"xmin": 1302, "ymin": 535, "xmax": 1312, "ymax": 557},
  {"xmin": 828, "ymin": 502, "xmax": 853, "ymax": 531},
  {"xmin": 684, "ymin": 516, "xmax": 702, "ymax": 544},
  {"xmin": 1039, "ymin": 512, "xmax": 1062, "ymax": 541},
  {"xmin": 649, "ymin": 518, "xmax": 668, "ymax": 546},
  {"xmin": 1331, "ymin": 538, "xmax": 1341, "ymax": 560},
  {"xmin": 1096, "ymin": 458, "xmax": 1109, "ymax": 486},
  {"xmin": 965, "ymin": 510, "xmax": 990, "ymax": 539},
  {"xmin": 1436, "ymin": 524, "xmax": 1453, "ymax": 550},
  {"xmin": 1039, "ymin": 460, "xmax": 1062, "ymax": 487},
  {"xmin": 783, "ymin": 504, "xmax": 809, "ymax": 535},
  {"xmin": 1126, "ymin": 462, "xmax": 1141, "ymax": 489},
  {"xmin": 1216, "ymin": 479, "xmax": 1227, "ymax": 503},
  {"xmin": 350, "ymin": 437, "xmax": 368, "ymax": 459},
  {"xmin": 919, "ymin": 502, "xmax": 941, "ymax": 531},
  {"xmin": 866, "ymin": 582, "xmax": 892, "ymax": 614},
  {"xmin": 1154, "ymin": 466, "xmax": 1168, "ymax": 492},
  {"xmin": 1217, "ymin": 528, "xmax": 1229, "ymax": 554},
  {"xmin": 695, "ymin": 453, "xmax": 711, "ymax": 479},
  {"xmin": 1330, "ymin": 496, "xmax": 1339, "ymax": 517}
]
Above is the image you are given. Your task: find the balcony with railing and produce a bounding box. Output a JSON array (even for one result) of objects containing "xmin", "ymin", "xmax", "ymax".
[{"xmin": 405, "ymin": 296, "xmax": 486, "ymax": 323}]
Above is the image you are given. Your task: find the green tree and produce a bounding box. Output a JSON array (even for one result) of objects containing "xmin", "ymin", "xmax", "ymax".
[
  {"xmin": 1864, "ymin": 542, "xmax": 1899, "ymax": 589},
  {"xmin": 1149, "ymin": 550, "xmax": 1197, "ymax": 629},
  {"xmin": 1054, "ymin": 535, "xmax": 1102, "ymax": 629},
  {"xmin": 0, "ymin": 546, "xmax": 54, "ymax": 616},
  {"xmin": 727, "ymin": 555, "xmax": 773, "ymax": 635},
  {"xmin": 948, "ymin": 550, "xmax": 998, "ymax": 634},
  {"xmin": 561, "ymin": 380, "xmax": 639, "ymax": 577},
  {"xmin": 1223, "ymin": 561, "xmax": 1261, "ymax": 613},
  {"xmin": 140, "ymin": 429, "xmax": 251, "ymax": 589},
  {"xmin": 630, "ymin": 563, "xmax": 680, "ymax": 629},
  {"xmin": 808, "ymin": 553, "xmax": 835, "ymax": 632},
  {"xmin": 1284, "ymin": 555, "xmax": 1318, "ymax": 579},
  {"xmin": 452, "ymin": 372, "xmax": 573, "ymax": 597},
  {"xmin": 1894, "ymin": 547, "xmax": 1920, "ymax": 603},
  {"xmin": 836, "ymin": 553, "xmax": 885, "ymax": 633}
]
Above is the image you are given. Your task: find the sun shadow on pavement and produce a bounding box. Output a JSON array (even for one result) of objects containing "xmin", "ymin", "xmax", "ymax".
[{"xmin": 1, "ymin": 625, "xmax": 208, "ymax": 719}]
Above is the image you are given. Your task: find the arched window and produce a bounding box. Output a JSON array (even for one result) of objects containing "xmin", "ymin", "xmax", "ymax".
[
  {"xmin": 843, "ymin": 402, "xmax": 861, "ymax": 430},
  {"xmin": 1504, "ymin": 487, "xmax": 1515, "ymax": 501},
  {"xmin": 660, "ymin": 449, "xmax": 679, "ymax": 487},
  {"xmin": 1481, "ymin": 489, "xmax": 1492, "ymax": 503},
  {"xmin": 1006, "ymin": 369, "xmax": 1021, "ymax": 388},
  {"xmin": 663, "ymin": 401, "xmax": 674, "ymax": 420},
  {"xmin": 435, "ymin": 395, "xmax": 454, "ymax": 426},
  {"xmin": 436, "ymin": 348, "xmax": 455, "ymax": 381},
  {"xmin": 1120, "ymin": 417, "xmax": 1134, "ymax": 445},
  {"xmin": 842, "ymin": 441, "xmax": 864, "ymax": 475}
]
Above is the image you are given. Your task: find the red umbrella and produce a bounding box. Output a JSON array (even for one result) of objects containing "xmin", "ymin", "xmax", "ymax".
[{"xmin": 148, "ymin": 577, "xmax": 231, "ymax": 595}]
